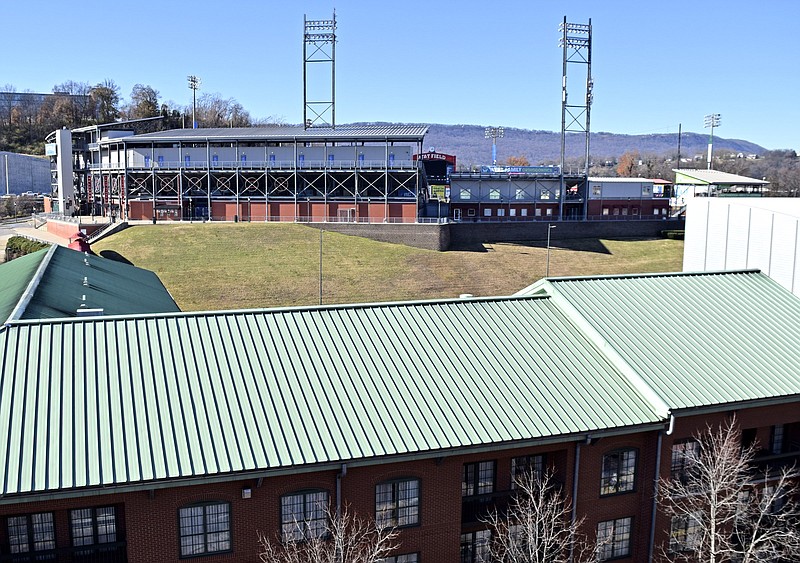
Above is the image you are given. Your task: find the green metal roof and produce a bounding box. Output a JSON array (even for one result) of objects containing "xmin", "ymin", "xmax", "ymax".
[
  {"xmin": 1, "ymin": 246, "xmax": 179, "ymax": 321},
  {"xmin": 0, "ymin": 249, "xmax": 48, "ymax": 323},
  {"xmin": 521, "ymin": 271, "xmax": 800, "ymax": 411},
  {"xmin": 0, "ymin": 296, "xmax": 663, "ymax": 498}
]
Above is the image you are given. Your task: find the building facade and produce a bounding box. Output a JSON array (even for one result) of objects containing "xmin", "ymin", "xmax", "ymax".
[
  {"xmin": 1, "ymin": 262, "xmax": 798, "ymax": 563},
  {"xmin": 45, "ymin": 124, "xmax": 428, "ymax": 224}
]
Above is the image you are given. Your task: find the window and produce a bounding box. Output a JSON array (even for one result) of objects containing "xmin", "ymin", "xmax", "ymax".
[
  {"xmin": 535, "ymin": 208, "xmax": 542, "ymax": 216},
  {"xmin": 521, "ymin": 208, "xmax": 528, "ymax": 217},
  {"xmin": 461, "ymin": 529, "xmax": 490, "ymax": 563},
  {"xmin": 460, "ymin": 189, "xmax": 471, "ymax": 200},
  {"xmin": 489, "ymin": 188, "xmax": 501, "ymax": 200},
  {"xmin": 70, "ymin": 506, "xmax": 117, "ymax": 547},
  {"xmin": 669, "ymin": 513, "xmax": 701, "ymax": 553},
  {"xmin": 7, "ymin": 513, "xmax": 55, "ymax": 554},
  {"xmin": 540, "ymin": 189, "xmax": 552, "ymax": 200},
  {"xmin": 509, "ymin": 208, "xmax": 516, "ymax": 217},
  {"xmin": 463, "ymin": 461, "xmax": 495, "ymax": 497},
  {"xmin": 653, "ymin": 208, "xmax": 660, "ymax": 215},
  {"xmin": 378, "ymin": 554, "xmax": 419, "ymax": 563},
  {"xmin": 497, "ymin": 208, "xmax": 505, "ymax": 217},
  {"xmin": 596, "ymin": 517, "xmax": 632, "ymax": 560},
  {"xmin": 467, "ymin": 208, "xmax": 476, "ymax": 217},
  {"xmin": 601, "ymin": 449, "xmax": 637, "ymax": 495},
  {"xmin": 545, "ymin": 208, "xmax": 553, "ymax": 216},
  {"xmin": 642, "ymin": 186, "xmax": 652, "ymax": 197},
  {"xmin": 483, "ymin": 208, "xmax": 492, "ymax": 217},
  {"xmin": 515, "ymin": 188, "xmax": 526, "ymax": 200},
  {"xmin": 281, "ymin": 491, "xmax": 328, "ymax": 542},
  {"xmin": 602, "ymin": 207, "xmax": 609, "ymax": 215},
  {"xmin": 671, "ymin": 440, "xmax": 699, "ymax": 483},
  {"xmin": 511, "ymin": 455, "xmax": 545, "ymax": 489},
  {"xmin": 178, "ymin": 502, "xmax": 231, "ymax": 557},
  {"xmin": 592, "ymin": 185, "xmax": 602, "ymax": 197},
  {"xmin": 771, "ymin": 424, "xmax": 784, "ymax": 454},
  {"xmin": 376, "ymin": 479, "xmax": 419, "ymax": 527}
]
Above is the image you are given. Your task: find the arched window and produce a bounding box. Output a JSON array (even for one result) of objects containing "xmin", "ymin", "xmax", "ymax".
[
  {"xmin": 178, "ymin": 501, "xmax": 231, "ymax": 557},
  {"xmin": 280, "ymin": 490, "xmax": 329, "ymax": 542},
  {"xmin": 375, "ymin": 478, "xmax": 420, "ymax": 528}
]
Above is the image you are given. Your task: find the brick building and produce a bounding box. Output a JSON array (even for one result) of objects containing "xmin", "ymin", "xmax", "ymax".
[{"xmin": 0, "ymin": 256, "xmax": 798, "ymax": 562}]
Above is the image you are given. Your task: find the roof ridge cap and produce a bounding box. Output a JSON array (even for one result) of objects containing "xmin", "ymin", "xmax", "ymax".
[{"xmin": 4, "ymin": 246, "xmax": 56, "ymax": 325}]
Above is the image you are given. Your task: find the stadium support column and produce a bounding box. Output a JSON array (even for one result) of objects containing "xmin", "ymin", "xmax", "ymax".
[
  {"xmin": 54, "ymin": 129, "xmax": 74, "ymax": 216},
  {"xmin": 559, "ymin": 16, "xmax": 592, "ymax": 221}
]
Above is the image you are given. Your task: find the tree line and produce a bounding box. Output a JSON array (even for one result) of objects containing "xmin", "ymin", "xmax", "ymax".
[{"xmin": 0, "ymin": 80, "xmax": 284, "ymax": 155}]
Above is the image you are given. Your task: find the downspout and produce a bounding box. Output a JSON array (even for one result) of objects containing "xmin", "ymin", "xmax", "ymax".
[
  {"xmin": 336, "ymin": 463, "xmax": 347, "ymax": 519},
  {"xmin": 569, "ymin": 438, "xmax": 583, "ymax": 563},
  {"xmin": 648, "ymin": 429, "xmax": 664, "ymax": 563}
]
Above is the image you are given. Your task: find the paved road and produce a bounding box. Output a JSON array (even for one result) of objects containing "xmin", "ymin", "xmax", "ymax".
[{"xmin": 0, "ymin": 218, "xmax": 70, "ymax": 261}]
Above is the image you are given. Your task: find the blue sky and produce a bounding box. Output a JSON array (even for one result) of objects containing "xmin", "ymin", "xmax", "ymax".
[{"xmin": 3, "ymin": 0, "xmax": 799, "ymax": 150}]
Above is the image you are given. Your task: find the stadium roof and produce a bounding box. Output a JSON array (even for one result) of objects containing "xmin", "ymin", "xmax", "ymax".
[
  {"xmin": 99, "ymin": 124, "xmax": 429, "ymax": 144},
  {"xmin": 673, "ymin": 169, "xmax": 770, "ymax": 185},
  {"xmin": 0, "ymin": 246, "xmax": 179, "ymax": 323},
  {"xmin": 516, "ymin": 270, "xmax": 800, "ymax": 411}
]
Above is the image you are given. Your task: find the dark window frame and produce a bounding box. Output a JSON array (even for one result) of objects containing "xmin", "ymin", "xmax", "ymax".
[
  {"xmin": 6, "ymin": 512, "xmax": 56, "ymax": 554},
  {"xmin": 596, "ymin": 516, "xmax": 633, "ymax": 560},
  {"xmin": 462, "ymin": 461, "xmax": 496, "ymax": 497},
  {"xmin": 69, "ymin": 506, "xmax": 118, "ymax": 547},
  {"xmin": 600, "ymin": 449, "xmax": 638, "ymax": 496},
  {"xmin": 670, "ymin": 440, "xmax": 700, "ymax": 484},
  {"xmin": 511, "ymin": 454, "xmax": 545, "ymax": 489},
  {"xmin": 460, "ymin": 529, "xmax": 491, "ymax": 563},
  {"xmin": 280, "ymin": 489, "xmax": 329, "ymax": 543},
  {"xmin": 178, "ymin": 501, "xmax": 232, "ymax": 559},
  {"xmin": 375, "ymin": 477, "xmax": 420, "ymax": 529}
]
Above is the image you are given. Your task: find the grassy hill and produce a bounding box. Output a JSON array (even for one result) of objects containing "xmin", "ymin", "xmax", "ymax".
[{"xmin": 92, "ymin": 224, "xmax": 683, "ymax": 311}]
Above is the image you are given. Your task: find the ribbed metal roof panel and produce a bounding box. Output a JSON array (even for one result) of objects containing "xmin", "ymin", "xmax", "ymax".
[
  {"xmin": 0, "ymin": 246, "xmax": 180, "ymax": 321},
  {"xmin": 103, "ymin": 124, "xmax": 429, "ymax": 144},
  {"xmin": 542, "ymin": 271, "xmax": 800, "ymax": 410},
  {"xmin": 0, "ymin": 296, "xmax": 661, "ymax": 496}
]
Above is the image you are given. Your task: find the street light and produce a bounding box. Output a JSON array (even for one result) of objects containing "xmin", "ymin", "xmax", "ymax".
[
  {"xmin": 187, "ymin": 75, "xmax": 201, "ymax": 129},
  {"xmin": 485, "ymin": 126, "xmax": 504, "ymax": 166},
  {"xmin": 546, "ymin": 224, "xmax": 556, "ymax": 277},
  {"xmin": 704, "ymin": 113, "xmax": 721, "ymax": 171}
]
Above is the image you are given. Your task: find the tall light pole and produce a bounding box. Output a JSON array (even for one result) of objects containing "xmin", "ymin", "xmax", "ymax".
[
  {"xmin": 485, "ymin": 126, "xmax": 504, "ymax": 166},
  {"xmin": 704, "ymin": 113, "xmax": 720, "ymax": 171},
  {"xmin": 187, "ymin": 75, "xmax": 201, "ymax": 129},
  {"xmin": 546, "ymin": 224, "xmax": 556, "ymax": 277}
]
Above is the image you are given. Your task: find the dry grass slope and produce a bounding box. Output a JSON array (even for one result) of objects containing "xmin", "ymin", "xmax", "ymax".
[{"xmin": 92, "ymin": 223, "xmax": 684, "ymax": 311}]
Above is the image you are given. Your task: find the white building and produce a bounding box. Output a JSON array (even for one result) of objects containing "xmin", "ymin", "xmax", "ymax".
[{"xmin": 683, "ymin": 198, "xmax": 800, "ymax": 297}]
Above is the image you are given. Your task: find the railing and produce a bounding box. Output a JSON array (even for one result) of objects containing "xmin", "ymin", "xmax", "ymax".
[
  {"xmin": 90, "ymin": 160, "xmax": 418, "ymax": 171},
  {"xmin": 462, "ymin": 490, "xmax": 513, "ymax": 524},
  {"xmin": 0, "ymin": 541, "xmax": 127, "ymax": 562}
]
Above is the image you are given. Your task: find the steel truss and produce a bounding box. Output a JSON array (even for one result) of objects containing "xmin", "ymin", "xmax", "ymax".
[{"xmin": 559, "ymin": 16, "xmax": 592, "ymax": 220}]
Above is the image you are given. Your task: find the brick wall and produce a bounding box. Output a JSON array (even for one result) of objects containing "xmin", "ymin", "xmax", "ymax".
[{"xmin": 0, "ymin": 400, "xmax": 796, "ymax": 563}]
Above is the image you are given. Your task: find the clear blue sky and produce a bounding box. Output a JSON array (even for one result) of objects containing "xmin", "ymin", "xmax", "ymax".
[{"xmin": 4, "ymin": 0, "xmax": 799, "ymax": 150}]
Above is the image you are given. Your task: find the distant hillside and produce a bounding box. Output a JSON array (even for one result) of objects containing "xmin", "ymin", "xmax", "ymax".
[{"xmin": 352, "ymin": 123, "xmax": 766, "ymax": 169}]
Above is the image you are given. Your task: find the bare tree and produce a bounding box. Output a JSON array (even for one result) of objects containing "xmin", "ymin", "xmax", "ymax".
[
  {"xmin": 659, "ymin": 416, "xmax": 800, "ymax": 563},
  {"xmin": 483, "ymin": 469, "xmax": 596, "ymax": 563},
  {"xmin": 258, "ymin": 504, "xmax": 399, "ymax": 563}
]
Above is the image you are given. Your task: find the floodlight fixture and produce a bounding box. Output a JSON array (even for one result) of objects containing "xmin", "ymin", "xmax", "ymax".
[
  {"xmin": 485, "ymin": 126, "xmax": 504, "ymax": 165},
  {"xmin": 704, "ymin": 113, "xmax": 721, "ymax": 170}
]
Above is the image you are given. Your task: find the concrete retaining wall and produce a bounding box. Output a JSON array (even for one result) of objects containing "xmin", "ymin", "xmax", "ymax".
[{"xmin": 303, "ymin": 219, "xmax": 683, "ymax": 251}]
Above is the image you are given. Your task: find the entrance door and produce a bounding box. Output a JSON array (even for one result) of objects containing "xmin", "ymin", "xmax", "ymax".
[{"xmin": 453, "ymin": 208, "xmax": 462, "ymax": 221}]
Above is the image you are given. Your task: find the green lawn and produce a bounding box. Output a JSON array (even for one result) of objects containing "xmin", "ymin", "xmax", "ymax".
[{"xmin": 92, "ymin": 223, "xmax": 684, "ymax": 311}]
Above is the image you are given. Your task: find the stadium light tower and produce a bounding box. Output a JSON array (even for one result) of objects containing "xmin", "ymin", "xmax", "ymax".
[
  {"xmin": 704, "ymin": 113, "xmax": 721, "ymax": 170},
  {"xmin": 187, "ymin": 75, "xmax": 201, "ymax": 129},
  {"xmin": 485, "ymin": 126, "xmax": 504, "ymax": 165}
]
